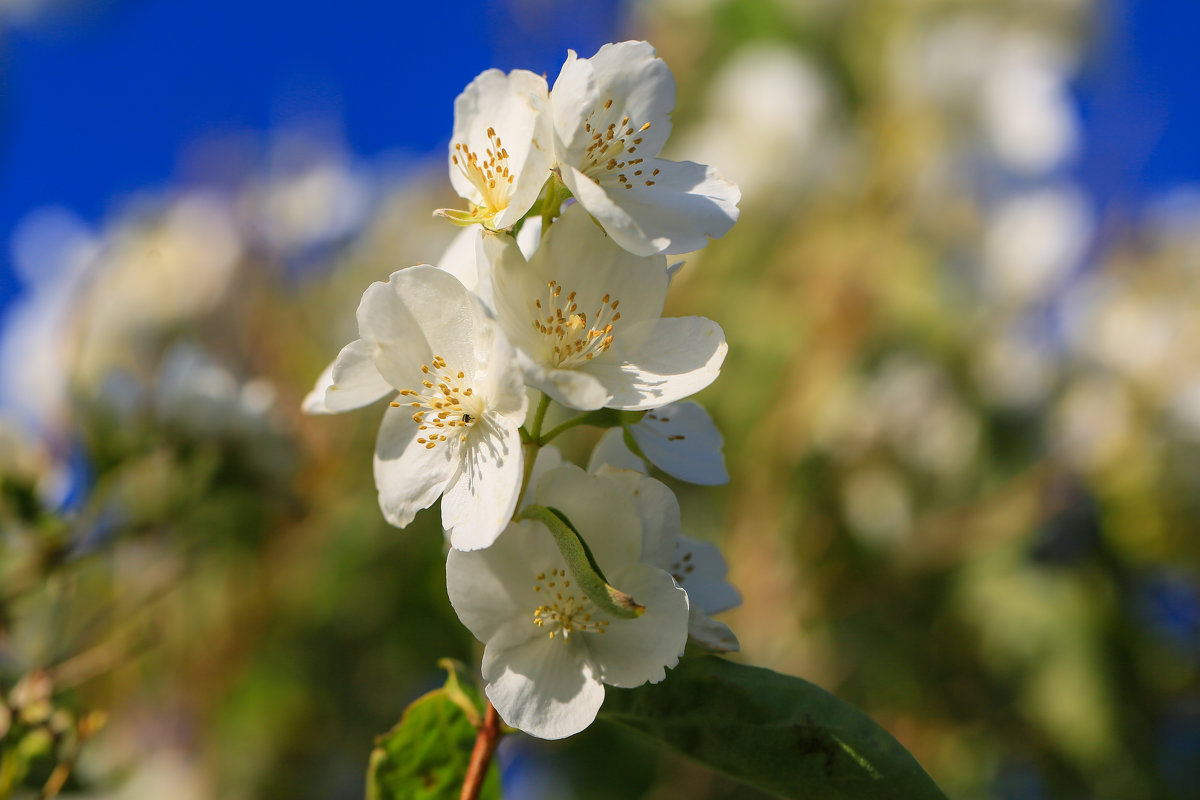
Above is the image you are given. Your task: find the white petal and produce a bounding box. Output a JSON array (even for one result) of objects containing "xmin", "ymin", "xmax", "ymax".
[
  {"xmin": 591, "ymin": 466, "xmax": 679, "ymax": 568},
  {"xmin": 515, "ymin": 214, "xmax": 542, "ymax": 259},
  {"xmin": 435, "ymin": 226, "xmax": 483, "ymax": 294},
  {"xmin": 584, "ymin": 41, "xmax": 675, "ymax": 154},
  {"xmin": 587, "ymin": 317, "xmax": 727, "ymax": 410},
  {"xmin": 551, "ymin": 41, "xmax": 674, "ymax": 165},
  {"xmin": 307, "ymin": 338, "xmax": 393, "ymax": 414},
  {"xmin": 534, "ymin": 464, "xmax": 641, "ymax": 573},
  {"xmin": 671, "ymin": 535, "xmax": 741, "ymax": 616},
  {"xmin": 586, "ymin": 158, "xmax": 741, "ymax": 256},
  {"xmin": 538, "ymin": 366, "xmax": 612, "ymax": 411},
  {"xmin": 373, "ymin": 403, "xmax": 458, "ymax": 528},
  {"xmin": 472, "ymin": 312, "xmax": 528, "ymax": 424},
  {"xmin": 560, "ymin": 164, "xmax": 656, "ymax": 257},
  {"xmin": 441, "ymin": 419, "xmax": 524, "ymax": 550},
  {"xmin": 631, "ymin": 401, "xmax": 729, "ymax": 484},
  {"xmin": 586, "ymin": 562, "xmax": 688, "ymax": 688},
  {"xmin": 686, "ymin": 608, "xmax": 740, "ymax": 653},
  {"xmin": 446, "ymin": 520, "xmax": 556, "ymax": 642},
  {"xmin": 484, "ymin": 633, "xmax": 605, "ymax": 740},
  {"xmin": 521, "ymin": 445, "xmax": 564, "ymax": 509},
  {"xmin": 586, "ymin": 428, "xmax": 647, "ymax": 475},
  {"xmin": 549, "ymin": 48, "xmax": 597, "ymax": 161},
  {"xmin": 301, "ymin": 359, "xmax": 339, "ymax": 414}
]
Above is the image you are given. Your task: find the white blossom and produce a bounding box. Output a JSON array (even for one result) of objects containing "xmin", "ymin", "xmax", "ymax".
[
  {"xmin": 302, "ymin": 266, "xmax": 526, "ymax": 550},
  {"xmin": 439, "ymin": 68, "xmax": 554, "ymax": 231},
  {"xmin": 483, "ymin": 203, "xmax": 726, "ymax": 411},
  {"xmin": 550, "ymin": 40, "xmax": 740, "ymax": 256},
  {"xmin": 446, "ymin": 464, "xmax": 690, "ymax": 739}
]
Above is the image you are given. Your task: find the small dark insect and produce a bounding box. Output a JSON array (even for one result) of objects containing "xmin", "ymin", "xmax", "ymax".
[{"xmin": 462, "ymin": 413, "xmax": 474, "ymax": 424}]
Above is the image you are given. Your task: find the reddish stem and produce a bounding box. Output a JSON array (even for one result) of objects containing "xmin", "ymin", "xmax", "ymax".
[{"xmin": 460, "ymin": 701, "xmax": 502, "ymax": 800}]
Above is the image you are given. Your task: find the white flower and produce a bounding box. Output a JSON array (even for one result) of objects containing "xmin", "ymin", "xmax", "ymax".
[
  {"xmin": 483, "ymin": 203, "xmax": 727, "ymax": 411},
  {"xmin": 446, "ymin": 464, "xmax": 690, "ymax": 739},
  {"xmin": 302, "ymin": 266, "xmax": 527, "ymax": 550},
  {"xmin": 587, "ymin": 401, "xmax": 728, "ymax": 484},
  {"xmin": 438, "ymin": 68, "xmax": 554, "ymax": 231},
  {"xmin": 550, "ymin": 40, "xmax": 740, "ymax": 256}
]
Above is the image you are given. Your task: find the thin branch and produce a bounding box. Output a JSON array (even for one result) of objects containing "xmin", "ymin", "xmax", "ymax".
[{"xmin": 459, "ymin": 702, "xmax": 502, "ymax": 800}]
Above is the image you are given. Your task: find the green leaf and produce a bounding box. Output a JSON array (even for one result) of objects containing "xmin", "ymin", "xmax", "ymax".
[
  {"xmin": 366, "ymin": 675, "xmax": 501, "ymax": 800},
  {"xmin": 601, "ymin": 657, "xmax": 947, "ymax": 800},
  {"xmin": 517, "ymin": 504, "xmax": 644, "ymax": 619}
]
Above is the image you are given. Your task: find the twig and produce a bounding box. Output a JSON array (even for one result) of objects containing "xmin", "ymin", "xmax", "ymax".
[{"xmin": 459, "ymin": 702, "xmax": 502, "ymax": 800}]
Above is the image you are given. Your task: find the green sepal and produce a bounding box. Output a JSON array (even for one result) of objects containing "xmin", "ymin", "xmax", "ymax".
[
  {"xmin": 517, "ymin": 504, "xmax": 644, "ymax": 619},
  {"xmin": 433, "ymin": 206, "xmax": 492, "ymax": 228}
]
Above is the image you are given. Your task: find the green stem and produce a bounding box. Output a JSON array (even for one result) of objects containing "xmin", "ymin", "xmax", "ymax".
[
  {"xmin": 537, "ymin": 414, "xmax": 592, "ymax": 446},
  {"xmin": 516, "ymin": 393, "xmax": 553, "ymax": 515}
]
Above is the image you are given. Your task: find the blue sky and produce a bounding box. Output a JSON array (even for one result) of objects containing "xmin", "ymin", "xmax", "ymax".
[
  {"xmin": 0, "ymin": 0, "xmax": 1196, "ymax": 319},
  {"xmin": 0, "ymin": 0, "xmax": 621, "ymax": 312}
]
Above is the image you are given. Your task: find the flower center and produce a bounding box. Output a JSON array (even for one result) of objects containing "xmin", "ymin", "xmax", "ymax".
[
  {"xmin": 580, "ymin": 99, "xmax": 660, "ymax": 191},
  {"xmin": 451, "ymin": 126, "xmax": 514, "ymax": 216},
  {"xmin": 532, "ymin": 568, "xmax": 610, "ymax": 640},
  {"xmin": 531, "ymin": 280, "xmax": 622, "ymax": 368},
  {"xmin": 390, "ymin": 355, "xmax": 482, "ymax": 450}
]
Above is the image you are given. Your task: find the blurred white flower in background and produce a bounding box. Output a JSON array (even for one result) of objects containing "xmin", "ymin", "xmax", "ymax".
[
  {"xmin": 1052, "ymin": 373, "xmax": 1135, "ymax": 472},
  {"xmin": 979, "ymin": 33, "xmax": 1081, "ymax": 175},
  {"xmin": 0, "ymin": 207, "xmax": 99, "ymax": 434},
  {"xmin": 239, "ymin": 132, "xmax": 374, "ymax": 258},
  {"xmin": 72, "ymin": 193, "xmax": 242, "ymax": 386},
  {"xmin": 973, "ymin": 321, "xmax": 1060, "ymax": 410},
  {"xmin": 676, "ymin": 44, "xmax": 831, "ymax": 201},
  {"xmin": 154, "ymin": 342, "xmax": 276, "ymax": 437},
  {"xmin": 983, "ymin": 186, "xmax": 1092, "ymax": 305}
]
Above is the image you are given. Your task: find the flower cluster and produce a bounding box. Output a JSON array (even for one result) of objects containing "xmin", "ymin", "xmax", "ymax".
[{"xmin": 305, "ymin": 41, "xmax": 741, "ymax": 739}]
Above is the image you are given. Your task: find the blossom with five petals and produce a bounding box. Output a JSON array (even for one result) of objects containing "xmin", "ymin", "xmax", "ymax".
[{"xmin": 303, "ymin": 266, "xmax": 527, "ymax": 550}]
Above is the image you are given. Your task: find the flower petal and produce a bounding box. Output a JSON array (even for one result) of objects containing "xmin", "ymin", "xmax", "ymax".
[
  {"xmin": 671, "ymin": 535, "xmax": 741, "ymax": 616},
  {"xmin": 534, "ymin": 464, "xmax": 642, "ymax": 574},
  {"xmin": 373, "ymin": 402, "xmax": 459, "ymax": 529},
  {"xmin": 441, "ymin": 417, "xmax": 524, "ymax": 550},
  {"xmin": 686, "ymin": 608, "xmax": 740, "ymax": 653},
  {"xmin": 435, "ymin": 226, "xmax": 484, "ymax": 295},
  {"xmin": 589, "ymin": 158, "xmax": 741, "ymax": 256},
  {"xmin": 522, "ymin": 445, "xmax": 564, "ymax": 509},
  {"xmin": 446, "ymin": 520, "xmax": 556, "ymax": 642},
  {"xmin": 591, "ymin": 465, "xmax": 679, "ymax": 568},
  {"xmin": 358, "ymin": 266, "xmax": 484, "ymax": 389},
  {"xmin": 483, "ymin": 633, "xmax": 605, "ymax": 740},
  {"xmin": 586, "ymin": 428, "xmax": 647, "ymax": 475},
  {"xmin": 303, "ymin": 338, "xmax": 394, "ymax": 415},
  {"xmin": 551, "ymin": 41, "xmax": 674, "ymax": 165},
  {"xmin": 630, "ymin": 401, "xmax": 729, "ymax": 485},
  {"xmin": 586, "ymin": 562, "xmax": 688, "ymax": 688},
  {"xmin": 587, "ymin": 317, "xmax": 727, "ymax": 410}
]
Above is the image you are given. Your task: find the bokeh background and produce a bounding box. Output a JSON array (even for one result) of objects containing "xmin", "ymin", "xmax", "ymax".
[{"xmin": 1, "ymin": 0, "xmax": 1199, "ymax": 798}]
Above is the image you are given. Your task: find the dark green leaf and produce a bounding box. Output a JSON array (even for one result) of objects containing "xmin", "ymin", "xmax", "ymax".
[
  {"xmin": 601, "ymin": 656, "xmax": 947, "ymax": 800},
  {"xmin": 366, "ymin": 681, "xmax": 500, "ymax": 800}
]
